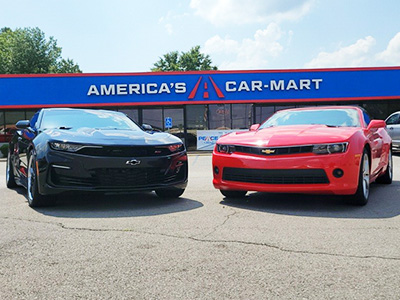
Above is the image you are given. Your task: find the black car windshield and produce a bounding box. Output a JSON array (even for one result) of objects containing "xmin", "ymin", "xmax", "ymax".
[
  {"xmin": 40, "ymin": 109, "xmax": 141, "ymax": 131},
  {"xmin": 259, "ymin": 108, "xmax": 361, "ymax": 129}
]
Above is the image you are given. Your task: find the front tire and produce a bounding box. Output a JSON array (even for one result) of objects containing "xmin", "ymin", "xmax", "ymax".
[
  {"xmin": 27, "ymin": 150, "xmax": 54, "ymax": 207},
  {"xmin": 376, "ymin": 148, "xmax": 393, "ymax": 184},
  {"xmin": 155, "ymin": 188, "xmax": 185, "ymax": 199},
  {"xmin": 6, "ymin": 150, "xmax": 18, "ymax": 188},
  {"xmin": 348, "ymin": 149, "xmax": 370, "ymax": 206},
  {"xmin": 220, "ymin": 190, "xmax": 247, "ymax": 198}
]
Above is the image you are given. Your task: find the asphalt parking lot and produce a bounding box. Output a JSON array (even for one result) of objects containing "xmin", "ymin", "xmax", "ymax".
[{"xmin": 1, "ymin": 153, "xmax": 400, "ymax": 299}]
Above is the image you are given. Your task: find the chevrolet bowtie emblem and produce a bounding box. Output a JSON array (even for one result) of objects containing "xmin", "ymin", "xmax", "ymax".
[
  {"xmin": 126, "ymin": 159, "xmax": 141, "ymax": 166},
  {"xmin": 261, "ymin": 149, "xmax": 275, "ymax": 154}
]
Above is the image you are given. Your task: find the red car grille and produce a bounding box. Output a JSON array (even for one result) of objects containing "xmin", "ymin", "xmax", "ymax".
[
  {"xmin": 222, "ymin": 168, "xmax": 329, "ymax": 184},
  {"xmin": 234, "ymin": 145, "xmax": 314, "ymax": 156}
]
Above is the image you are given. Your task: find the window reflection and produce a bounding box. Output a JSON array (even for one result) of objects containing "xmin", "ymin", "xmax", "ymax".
[{"xmin": 209, "ymin": 104, "xmax": 231, "ymax": 129}]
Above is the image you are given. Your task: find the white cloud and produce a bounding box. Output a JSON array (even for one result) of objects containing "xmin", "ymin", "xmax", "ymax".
[
  {"xmin": 203, "ymin": 23, "xmax": 284, "ymax": 69},
  {"xmin": 304, "ymin": 36, "xmax": 376, "ymax": 68},
  {"xmin": 376, "ymin": 32, "xmax": 400, "ymax": 64},
  {"xmin": 190, "ymin": 0, "xmax": 314, "ymax": 26},
  {"xmin": 165, "ymin": 24, "xmax": 173, "ymax": 35}
]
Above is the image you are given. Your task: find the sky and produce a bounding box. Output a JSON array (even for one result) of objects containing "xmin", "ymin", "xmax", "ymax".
[{"xmin": 1, "ymin": 0, "xmax": 400, "ymax": 73}]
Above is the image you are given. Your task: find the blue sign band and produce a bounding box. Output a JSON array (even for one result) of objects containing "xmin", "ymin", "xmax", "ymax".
[{"xmin": 1, "ymin": 67, "xmax": 399, "ymax": 109}]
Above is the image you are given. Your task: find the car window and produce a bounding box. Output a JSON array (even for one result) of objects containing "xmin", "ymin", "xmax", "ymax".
[
  {"xmin": 259, "ymin": 108, "xmax": 361, "ymax": 129},
  {"xmin": 386, "ymin": 113, "xmax": 400, "ymax": 125},
  {"xmin": 30, "ymin": 111, "xmax": 40, "ymax": 129},
  {"xmin": 362, "ymin": 111, "xmax": 371, "ymax": 126}
]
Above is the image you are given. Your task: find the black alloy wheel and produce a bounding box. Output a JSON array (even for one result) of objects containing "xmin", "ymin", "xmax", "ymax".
[
  {"xmin": 27, "ymin": 150, "xmax": 54, "ymax": 207},
  {"xmin": 348, "ymin": 149, "xmax": 370, "ymax": 206},
  {"xmin": 6, "ymin": 150, "xmax": 17, "ymax": 188}
]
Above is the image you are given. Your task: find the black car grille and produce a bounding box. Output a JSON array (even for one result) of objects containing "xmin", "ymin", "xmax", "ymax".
[
  {"xmin": 50, "ymin": 165, "xmax": 186, "ymax": 188},
  {"xmin": 94, "ymin": 168, "xmax": 181, "ymax": 187},
  {"xmin": 222, "ymin": 168, "xmax": 329, "ymax": 184},
  {"xmin": 76, "ymin": 146, "xmax": 178, "ymax": 157},
  {"xmin": 234, "ymin": 145, "xmax": 314, "ymax": 156}
]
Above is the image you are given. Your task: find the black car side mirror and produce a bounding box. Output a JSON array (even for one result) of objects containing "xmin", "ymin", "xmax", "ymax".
[
  {"xmin": 142, "ymin": 124, "xmax": 153, "ymax": 131},
  {"xmin": 16, "ymin": 120, "xmax": 30, "ymax": 129}
]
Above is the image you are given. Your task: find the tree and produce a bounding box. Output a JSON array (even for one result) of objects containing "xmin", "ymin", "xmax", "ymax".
[
  {"xmin": 152, "ymin": 45, "xmax": 217, "ymax": 72},
  {"xmin": 0, "ymin": 27, "xmax": 81, "ymax": 74}
]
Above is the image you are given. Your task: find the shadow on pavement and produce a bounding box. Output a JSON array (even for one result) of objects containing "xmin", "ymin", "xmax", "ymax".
[
  {"xmin": 30, "ymin": 191, "xmax": 203, "ymax": 218},
  {"xmin": 220, "ymin": 181, "xmax": 400, "ymax": 219}
]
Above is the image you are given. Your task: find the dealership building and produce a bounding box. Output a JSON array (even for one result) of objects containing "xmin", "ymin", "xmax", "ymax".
[{"xmin": 1, "ymin": 66, "xmax": 400, "ymax": 151}]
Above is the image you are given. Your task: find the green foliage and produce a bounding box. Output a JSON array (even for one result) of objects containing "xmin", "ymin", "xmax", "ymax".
[
  {"xmin": 152, "ymin": 45, "xmax": 217, "ymax": 72},
  {"xmin": 0, "ymin": 27, "xmax": 81, "ymax": 74}
]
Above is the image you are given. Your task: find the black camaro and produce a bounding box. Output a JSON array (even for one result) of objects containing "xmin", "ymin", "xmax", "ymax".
[{"xmin": 6, "ymin": 108, "xmax": 188, "ymax": 207}]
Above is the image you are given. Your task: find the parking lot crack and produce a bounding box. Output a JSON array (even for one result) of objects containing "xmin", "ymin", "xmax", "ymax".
[
  {"xmin": 193, "ymin": 209, "xmax": 238, "ymax": 239},
  {"xmin": 3, "ymin": 216, "xmax": 400, "ymax": 262}
]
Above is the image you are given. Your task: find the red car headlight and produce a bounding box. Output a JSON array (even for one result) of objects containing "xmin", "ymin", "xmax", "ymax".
[
  {"xmin": 312, "ymin": 142, "xmax": 348, "ymax": 154},
  {"xmin": 216, "ymin": 144, "xmax": 236, "ymax": 154}
]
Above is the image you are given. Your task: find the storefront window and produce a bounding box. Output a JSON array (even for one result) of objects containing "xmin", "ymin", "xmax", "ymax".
[
  {"xmin": 232, "ymin": 104, "xmax": 252, "ymax": 129},
  {"xmin": 4, "ymin": 111, "xmax": 25, "ymax": 142},
  {"xmin": 362, "ymin": 102, "xmax": 389, "ymax": 119},
  {"xmin": 209, "ymin": 104, "xmax": 231, "ymax": 129},
  {"xmin": 142, "ymin": 108, "xmax": 163, "ymax": 131},
  {"xmin": 275, "ymin": 105, "xmax": 296, "ymax": 112},
  {"xmin": 164, "ymin": 108, "xmax": 183, "ymax": 132},
  {"xmin": 118, "ymin": 108, "xmax": 139, "ymax": 123},
  {"xmin": 186, "ymin": 105, "xmax": 208, "ymax": 151},
  {"xmin": 26, "ymin": 110, "xmax": 37, "ymax": 121},
  {"xmin": 254, "ymin": 106, "xmax": 274, "ymax": 124},
  {"xmin": 0, "ymin": 111, "xmax": 5, "ymax": 143}
]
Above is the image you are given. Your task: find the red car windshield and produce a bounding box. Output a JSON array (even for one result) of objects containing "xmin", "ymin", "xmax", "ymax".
[{"xmin": 259, "ymin": 108, "xmax": 361, "ymax": 129}]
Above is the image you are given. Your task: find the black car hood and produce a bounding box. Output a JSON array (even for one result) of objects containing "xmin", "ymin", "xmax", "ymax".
[{"xmin": 42, "ymin": 128, "xmax": 182, "ymax": 146}]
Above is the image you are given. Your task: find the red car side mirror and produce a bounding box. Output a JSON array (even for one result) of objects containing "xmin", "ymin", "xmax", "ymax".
[
  {"xmin": 250, "ymin": 124, "xmax": 260, "ymax": 131},
  {"xmin": 367, "ymin": 120, "xmax": 386, "ymax": 130}
]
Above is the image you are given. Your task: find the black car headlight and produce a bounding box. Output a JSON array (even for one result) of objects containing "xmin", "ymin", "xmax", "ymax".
[
  {"xmin": 216, "ymin": 144, "xmax": 236, "ymax": 154},
  {"xmin": 49, "ymin": 142, "xmax": 86, "ymax": 152},
  {"xmin": 312, "ymin": 143, "xmax": 348, "ymax": 154}
]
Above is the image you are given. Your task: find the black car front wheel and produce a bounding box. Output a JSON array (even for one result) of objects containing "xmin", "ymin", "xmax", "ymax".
[
  {"xmin": 27, "ymin": 150, "xmax": 54, "ymax": 207},
  {"xmin": 155, "ymin": 188, "xmax": 185, "ymax": 199},
  {"xmin": 6, "ymin": 150, "xmax": 18, "ymax": 188}
]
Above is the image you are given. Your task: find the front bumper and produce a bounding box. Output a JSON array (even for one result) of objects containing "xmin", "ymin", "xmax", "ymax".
[
  {"xmin": 37, "ymin": 150, "xmax": 188, "ymax": 195},
  {"xmin": 212, "ymin": 150, "xmax": 361, "ymax": 195}
]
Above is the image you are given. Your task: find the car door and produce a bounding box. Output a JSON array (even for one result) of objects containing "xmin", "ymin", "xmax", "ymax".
[{"xmin": 385, "ymin": 112, "xmax": 400, "ymax": 150}]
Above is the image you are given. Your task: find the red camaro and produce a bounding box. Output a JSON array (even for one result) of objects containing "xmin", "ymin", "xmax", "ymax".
[{"xmin": 212, "ymin": 106, "xmax": 392, "ymax": 205}]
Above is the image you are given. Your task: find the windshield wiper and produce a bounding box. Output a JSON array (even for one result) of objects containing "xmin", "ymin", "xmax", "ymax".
[{"xmin": 58, "ymin": 126, "xmax": 72, "ymax": 130}]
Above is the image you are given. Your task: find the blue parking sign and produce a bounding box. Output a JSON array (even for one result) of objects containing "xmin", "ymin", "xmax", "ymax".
[{"xmin": 165, "ymin": 117, "xmax": 172, "ymax": 129}]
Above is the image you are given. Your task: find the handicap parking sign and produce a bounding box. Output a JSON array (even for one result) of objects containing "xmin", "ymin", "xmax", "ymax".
[{"xmin": 165, "ymin": 117, "xmax": 172, "ymax": 129}]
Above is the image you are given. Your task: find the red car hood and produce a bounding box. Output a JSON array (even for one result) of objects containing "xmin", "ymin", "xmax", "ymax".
[{"xmin": 218, "ymin": 125, "xmax": 360, "ymax": 147}]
